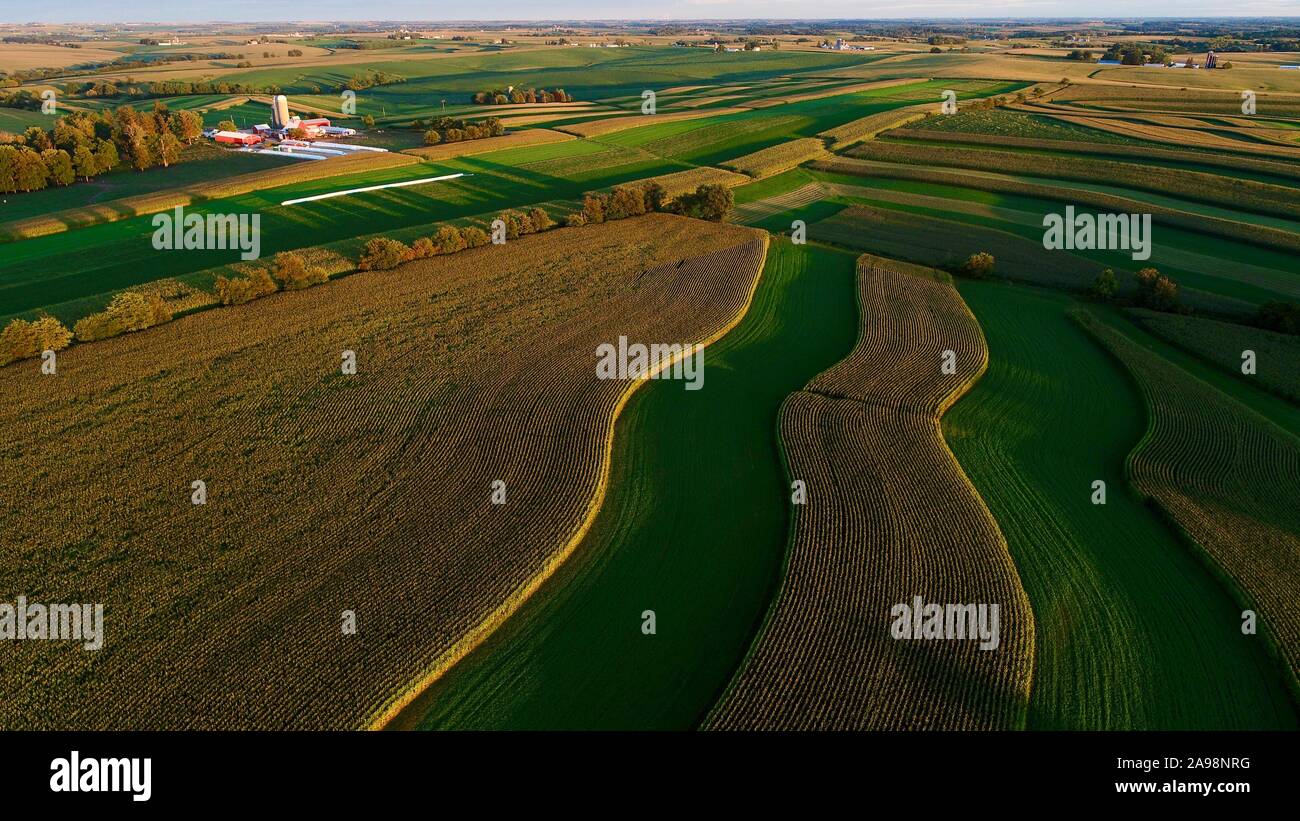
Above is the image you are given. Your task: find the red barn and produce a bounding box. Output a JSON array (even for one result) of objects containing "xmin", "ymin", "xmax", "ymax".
[{"xmin": 214, "ymin": 131, "xmax": 262, "ymax": 146}]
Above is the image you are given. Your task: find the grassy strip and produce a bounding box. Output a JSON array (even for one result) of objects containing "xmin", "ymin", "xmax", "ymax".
[
  {"xmin": 555, "ymin": 108, "xmax": 749, "ymax": 137},
  {"xmin": 885, "ymin": 128, "xmax": 1300, "ymax": 184},
  {"xmin": 848, "ymin": 140, "xmax": 1300, "ymax": 222},
  {"xmin": 812, "ymin": 156, "xmax": 1300, "ymax": 257},
  {"xmin": 1072, "ymin": 309, "xmax": 1300, "ymax": 698},
  {"xmin": 398, "ymin": 128, "xmax": 574, "ymax": 159},
  {"xmin": 943, "ymin": 281, "xmax": 1296, "ymax": 729},
  {"xmin": 0, "ymin": 151, "xmax": 422, "ymax": 242}
]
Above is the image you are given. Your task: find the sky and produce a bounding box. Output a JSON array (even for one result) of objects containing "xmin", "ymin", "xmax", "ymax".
[{"xmin": 4, "ymin": 1, "xmax": 1299, "ymax": 25}]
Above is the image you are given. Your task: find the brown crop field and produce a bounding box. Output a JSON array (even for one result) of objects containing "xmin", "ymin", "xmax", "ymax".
[
  {"xmin": 631, "ymin": 166, "xmax": 753, "ymax": 197},
  {"xmin": 0, "ymin": 214, "xmax": 769, "ymax": 730},
  {"xmin": 1074, "ymin": 312, "xmax": 1300, "ymax": 689},
  {"xmin": 398, "ymin": 128, "xmax": 574, "ymax": 159},
  {"xmin": 0, "ymin": 151, "xmax": 422, "ymax": 241},
  {"xmin": 721, "ymin": 137, "xmax": 829, "ymax": 178},
  {"xmin": 707, "ymin": 258, "xmax": 1034, "ymax": 730},
  {"xmin": 818, "ymin": 103, "xmax": 932, "ymax": 148}
]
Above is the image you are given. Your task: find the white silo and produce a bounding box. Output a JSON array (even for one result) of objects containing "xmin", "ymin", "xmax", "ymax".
[{"xmin": 271, "ymin": 95, "xmax": 291, "ymax": 129}]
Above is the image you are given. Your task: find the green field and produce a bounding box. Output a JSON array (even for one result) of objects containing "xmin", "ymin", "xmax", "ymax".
[
  {"xmin": 0, "ymin": 106, "xmax": 53, "ymax": 132},
  {"xmin": 942, "ymin": 281, "xmax": 1296, "ymax": 729},
  {"xmin": 408, "ymin": 240, "xmax": 859, "ymax": 729}
]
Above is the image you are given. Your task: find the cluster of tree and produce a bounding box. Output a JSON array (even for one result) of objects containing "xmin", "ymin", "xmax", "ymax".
[
  {"xmin": 1103, "ymin": 43, "xmax": 1171, "ymax": 66},
  {"xmin": 215, "ymin": 252, "xmax": 330, "ymax": 306},
  {"xmin": 0, "ymin": 103, "xmax": 205, "ymax": 194},
  {"xmin": 339, "ymin": 70, "xmax": 406, "ymax": 92},
  {"xmin": 357, "ymin": 221, "xmax": 499, "ymax": 271},
  {"xmin": 0, "ymin": 88, "xmax": 44, "ymax": 110},
  {"xmin": 1065, "ymin": 49, "xmax": 1095, "ymax": 61},
  {"xmin": 927, "ymin": 35, "xmax": 967, "ymax": 45},
  {"xmin": 570, "ymin": 181, "xmax": 731, "ymax": 226},
  {"xmin": 3, "ymin": 35, "xmax": 82, "ymax": 45},
  {"xmin": 1089, "ymin": 266, "xmax": 1184, "ymax": 312},
  {"xmin": 72, "ymin": 292, "xmax": 173, "ymax": 342},
  {"xmin": 65, "ymin": 78, "xmax": 280, "ymax": 99},
  {"xmin": 420, "ymin": 116, "xmax": 505, "ymax": 145},
  {"xmin": 1255, "ymin": 301, "xmax": 1300, "ymax": 335},
  {"xmin": 0, "ymin": 316, "xmax": 73, "ymax": 367},
  {"xmin": 472, "ymin": 87, "xmax": 572, "ymax": 105},
  {"xmin": 1149, "ymin": 36, "xmax": 1300, "ymax": 53},
  {"xmin": 960, "ymin": 252, "xmax": 996, "ymax": 279}
]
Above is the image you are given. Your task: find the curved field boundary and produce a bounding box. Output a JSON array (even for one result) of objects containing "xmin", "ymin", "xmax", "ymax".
[
  {"xmin": 370, "ymin": 230, "xmax": 772, "ymax": 730},
  {"xmin": 0, "ymin": 151, "xmax": 422, "ymax": 242},
  {"xmin": 394, "ymin": 239, "xmax": 858, "ymax": 730},
  {"xmin": 707, "ymin": 258, "xmax": 1035, "ymax": 730},
  {"xmin": 1073, "ymin": 310, "xmax": 1300, "ymax": 692},
  {"xmin": 398, "ymin": 128, "xmax": 575, "ymax": 160},
  {"xmin": 1024, "ymin": 109, "xmax": 1300, "ymax": 160},
  {"xmin": 0, "ymin": 214, "xmax": 767, "ymax": 730},
  {"xmin": 944, "ymin": 283, "xmax": 1295, "ymax": 729},
  {"xmin": 732, "ymin": 182, "xmax": 828, "ymax": 224}
]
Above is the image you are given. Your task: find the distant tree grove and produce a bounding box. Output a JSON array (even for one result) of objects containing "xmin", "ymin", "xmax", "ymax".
[{"xmin": 472, "ymin": 87, "xmax": 572, "ymax": 105}]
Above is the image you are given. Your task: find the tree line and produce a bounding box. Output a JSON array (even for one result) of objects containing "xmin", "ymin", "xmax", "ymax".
[
  {"xmin": 420, "ymin": 116, "xmax": 506, "ymax": 145},
  {"xmin": 472, "ymin": 87, "xmax": 572, "ymax": 105},
  {"xmin": 0, "ymin": 182, "xmax": 738, "ymax": 369}
]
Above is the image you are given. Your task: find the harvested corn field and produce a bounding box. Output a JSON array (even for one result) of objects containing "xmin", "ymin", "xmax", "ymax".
[
  {"xmin": 708, "ymin": 258, "xmax": 1034, "ymax": 730},
  {"xmin": 0, "ymin": 214, "xmax": 769, "ymax": 730}
]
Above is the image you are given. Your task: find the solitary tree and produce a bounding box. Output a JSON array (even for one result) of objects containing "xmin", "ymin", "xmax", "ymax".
[{"xmin": 1090, "ymin": 267, "xmax": 1119, "ymax": 300}]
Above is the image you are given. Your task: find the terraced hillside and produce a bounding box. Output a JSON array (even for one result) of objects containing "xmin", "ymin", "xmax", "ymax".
[
  {"xmin": 0, "ymin": 214, "xmax": 767, "ymax": 729},
  {"xmin": 707, "ymin": 258, "xmax": 1035, "ymax": 730}
]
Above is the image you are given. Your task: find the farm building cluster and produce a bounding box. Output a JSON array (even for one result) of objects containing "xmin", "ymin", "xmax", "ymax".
[{"xmin": 204, "ymin": 95, "xmax": 377, "ymax": 160}]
